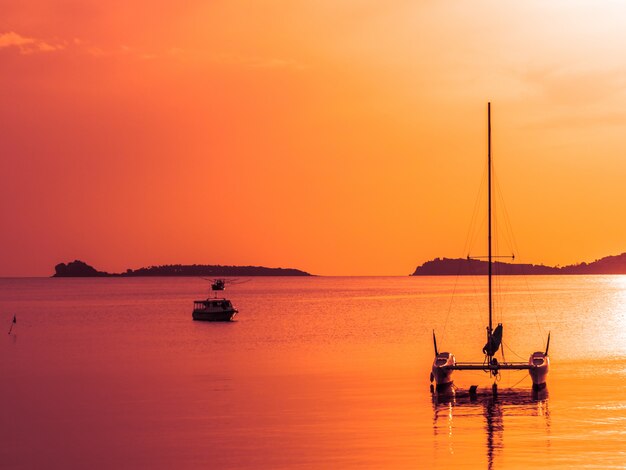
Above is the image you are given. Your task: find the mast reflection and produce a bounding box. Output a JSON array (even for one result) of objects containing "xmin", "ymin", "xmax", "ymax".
[{"xmin": 432, "ymin": 387, "xmax": 550, "ymax": 469}]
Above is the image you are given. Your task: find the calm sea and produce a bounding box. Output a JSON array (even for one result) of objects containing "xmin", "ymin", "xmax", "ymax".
[{"xmin": 1, "ymin": 276, "xmax": 625, "ymax": 469}]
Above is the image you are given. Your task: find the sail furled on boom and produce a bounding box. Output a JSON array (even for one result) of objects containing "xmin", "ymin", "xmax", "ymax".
[{"xmin": 483, "ymin": 324, "xmax": 503, "ymax": 356}]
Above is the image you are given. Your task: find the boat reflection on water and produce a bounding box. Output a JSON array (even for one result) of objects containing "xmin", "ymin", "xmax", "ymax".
[{"xmin": 432, "ymin": 388, "xmax": 550, "ymax": 469}]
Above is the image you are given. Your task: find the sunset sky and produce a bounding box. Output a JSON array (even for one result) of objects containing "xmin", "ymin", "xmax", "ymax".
[{"xmin": 2, "ymin": 1, "xmax": 626, "ymax": 276}]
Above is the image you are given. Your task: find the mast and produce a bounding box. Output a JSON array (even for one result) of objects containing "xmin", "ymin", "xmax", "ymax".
[{"xmin": 488, "ymin": 102, "xmax": 493, "ymax": 339}]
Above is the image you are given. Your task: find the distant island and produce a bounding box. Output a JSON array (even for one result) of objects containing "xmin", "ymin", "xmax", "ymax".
[
  {"xmin": 412, "ymin": 252, "xmax": 626, "ymax": 276},
  {"xmin": 53, "ymin": 260, "xmax": 312, "ymax": 277}
]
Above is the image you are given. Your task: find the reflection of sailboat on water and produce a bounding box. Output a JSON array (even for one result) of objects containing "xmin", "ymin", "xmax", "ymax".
[
  {"xmin": 432, "ymin": 389, "xmax": 550, "ymax": 470},
  {"xmin": 430, "ymin": 103, "xmax": 550, "ymax": 395}
]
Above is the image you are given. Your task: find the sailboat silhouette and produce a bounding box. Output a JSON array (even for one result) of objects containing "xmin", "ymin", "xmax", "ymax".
[{"xmin": 430, "ymin": 103, "xmax": 550, "ymax": 395}]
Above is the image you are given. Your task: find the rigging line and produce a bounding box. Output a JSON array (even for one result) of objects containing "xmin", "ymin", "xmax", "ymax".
[
  {"xmin": 494, "ymin": 176, "xmax": 517, "ymax": 257},
  {"xmin": 437, "ymin": 157, "xmax": 489, "ymax": 349},
  {"xmin": 493, "ymin": 167, "xmax": 509, "ymax": 327},
  {"xmin": 522, "ymin": 265, "xmax": 547, "ymax": 346},
  {"xmin": 495, "ymin": 170, "xmax": 545, "ymax": 345},
  {"xmin": 466, "ymin": 162, "xmax": 489, "ymax": 257},
  {"xmin": 492, "ymin": 225, "xmax": 503, "ymax": 326},
  {"xmin": 473, "ymin": 211, "xmax": 489, "ymax": 257},
  {"xmin": 466, "ymin": 256, "xmax": 487, "ymax": 329},
  {"xmin": 460, "ymin": 161, "xmax": 487, "ymax": 263},
  {"xmin": 439, "ymin": 163, "xmax": 489, "ymax": 347},
  {"xmin": 467, "ymin": 194, "xmax": 487, "ymax": 259},
  {"xmin": 440, "ymin": 164, "xmax": 488, "ymax": 347},
  {"xmin": 491, "ymin": 163, "xmax": 501, "ymax": 327},
  {"xmin": 509, "ymin": 372, "xmax": 530, "ymax": 389},
  {"xmin": 439, "ymin": 255, "xmax": 465, "ymax": 347},
  {"xmin": 493, "ymin": 228, "xmax": 501, "ymax": 324},
  {"xmin": 493, "ymin": 181, "xmax": 512, "ymax": 330},
  {"xmin": 467, "ymin": 171, "xmax": 489, "ymax": 332},
  {"xmin": 464, "ymin": 163, "xmax": 488, "ymax": 254},
  {"xmin": 450, "ymin": 158, "xmax": 493, "ymax": 339},
  {"xmin": 512, "ymin": 252, "xmax": 548, "ymax": 347},
  {"xmin": 501, "ymin": 339, "xmax": 527, "ymax": 361},
  {"xmin": 494, "ymin": 167, "xmax": 546, "ymax": 346}
]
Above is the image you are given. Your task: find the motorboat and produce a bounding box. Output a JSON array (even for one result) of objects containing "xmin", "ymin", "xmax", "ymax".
[{"xmin": 192, "ymin": 298, "xmax": 238, "ymax": 321}]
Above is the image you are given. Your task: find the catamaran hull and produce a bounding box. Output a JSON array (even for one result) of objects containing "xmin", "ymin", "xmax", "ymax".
[
  {"xmin": 528, "ymin": 352, "xmax": 549, "ymax": 388},
  {"xmin": 432, "ymin": 352, "xmax": 456, "ymax": 391},
  {"xmin": 192, "ymin": 310, "xmax": 237, "ymax": 321}
]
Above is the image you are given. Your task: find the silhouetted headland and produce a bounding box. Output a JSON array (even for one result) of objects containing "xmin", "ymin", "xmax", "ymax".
[
  {"xmin": 412, "ymin": 252, "xmax": 626, "ymax": 275},
  {"xmin": 53, "ymin": 260, "xmax": 311, "ymax": 277},
  {"xmin": 54, "ymin": 260, "xmax": 110, "ymax": 277}
]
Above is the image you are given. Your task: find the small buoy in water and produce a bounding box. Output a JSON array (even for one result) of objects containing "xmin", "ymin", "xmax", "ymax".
[{"xmin": 469, "ymin": 385, "xmax": 478, "ymax": 397}]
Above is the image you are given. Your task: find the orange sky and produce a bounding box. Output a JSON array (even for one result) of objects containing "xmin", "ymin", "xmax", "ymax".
[{"xmin": 2, "ymin": 1, "xmax": 626, "ymax": 276}]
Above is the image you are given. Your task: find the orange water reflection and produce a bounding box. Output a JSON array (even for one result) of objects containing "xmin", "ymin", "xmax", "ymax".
[
  {"xmin": 1, "ymin": 277, "xmax": 625, "ymax": 468},
  {"xmin": 432, "ymin": 388, "xmax": 550, "ymax": 469}
]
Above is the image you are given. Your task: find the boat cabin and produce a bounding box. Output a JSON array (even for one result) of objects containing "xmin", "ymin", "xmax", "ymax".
[{"xmin": 194, "ymin": 299, "xmax": 234, "ymax": 311}]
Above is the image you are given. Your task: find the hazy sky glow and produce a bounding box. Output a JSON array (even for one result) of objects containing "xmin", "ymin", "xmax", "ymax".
[{"xmin": 2, "ymin": 1, "xmax": 626, "ymax": 276}]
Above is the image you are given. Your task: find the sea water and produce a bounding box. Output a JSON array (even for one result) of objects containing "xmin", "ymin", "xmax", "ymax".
[{"xmin": 1, "ymin": 276, "xmax": 625, "ymax": 469}]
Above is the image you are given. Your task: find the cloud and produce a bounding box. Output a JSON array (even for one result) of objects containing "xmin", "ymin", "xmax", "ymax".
[
  {"xmin": 1, "ymin": 32, "xmax": 145, "ymax": 58},
  {"xmin": 513, "ymin": 64, "xmax": 626, "ymax": 130},
  {"xmin": 0, "ymin": 31, "xmax": 34, "ymax": 48},
  {"xmin": 522, "ymin": 65, "xmax": 626, "ymax": 107},
  {"xmin": 247, "ymin": 57, "xmax": 307, "ymax": 70},
  {"xmin": 214, "ymin": 54, "xmax": 309, "ymax": 70},
  {"xmin": 0, "ymin": 31, "xmax": 64, "ymax": 54},
  {"xmin": 1, "ymin": 31, "xmax": 305, "ymax": 70},
  {"xmin": 161, "ymin": 48, "xmax": 308, "ymax": 70},
  {"xmin": 523, "ymin": 110, "xmax": 626, "ymax": 131}
]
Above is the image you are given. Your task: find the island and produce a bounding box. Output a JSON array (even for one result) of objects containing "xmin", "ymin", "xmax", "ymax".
[
  {"xmin": 53, "ymin": 260, "xmax": 312, "ymax": 277},
  {"xmin": 412, "ymin": 252, "xmax": 626, "ymax": 276}
]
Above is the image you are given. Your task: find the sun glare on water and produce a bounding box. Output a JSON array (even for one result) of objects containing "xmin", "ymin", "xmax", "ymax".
[{"xmin": 609, "ymin": 276, "xmax": 626, "ymax": 357}]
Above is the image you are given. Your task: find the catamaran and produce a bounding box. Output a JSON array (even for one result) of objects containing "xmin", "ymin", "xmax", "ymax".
[{"xmin": 430, "ymin": 103, "xmax": 550, "ymax": 395}]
